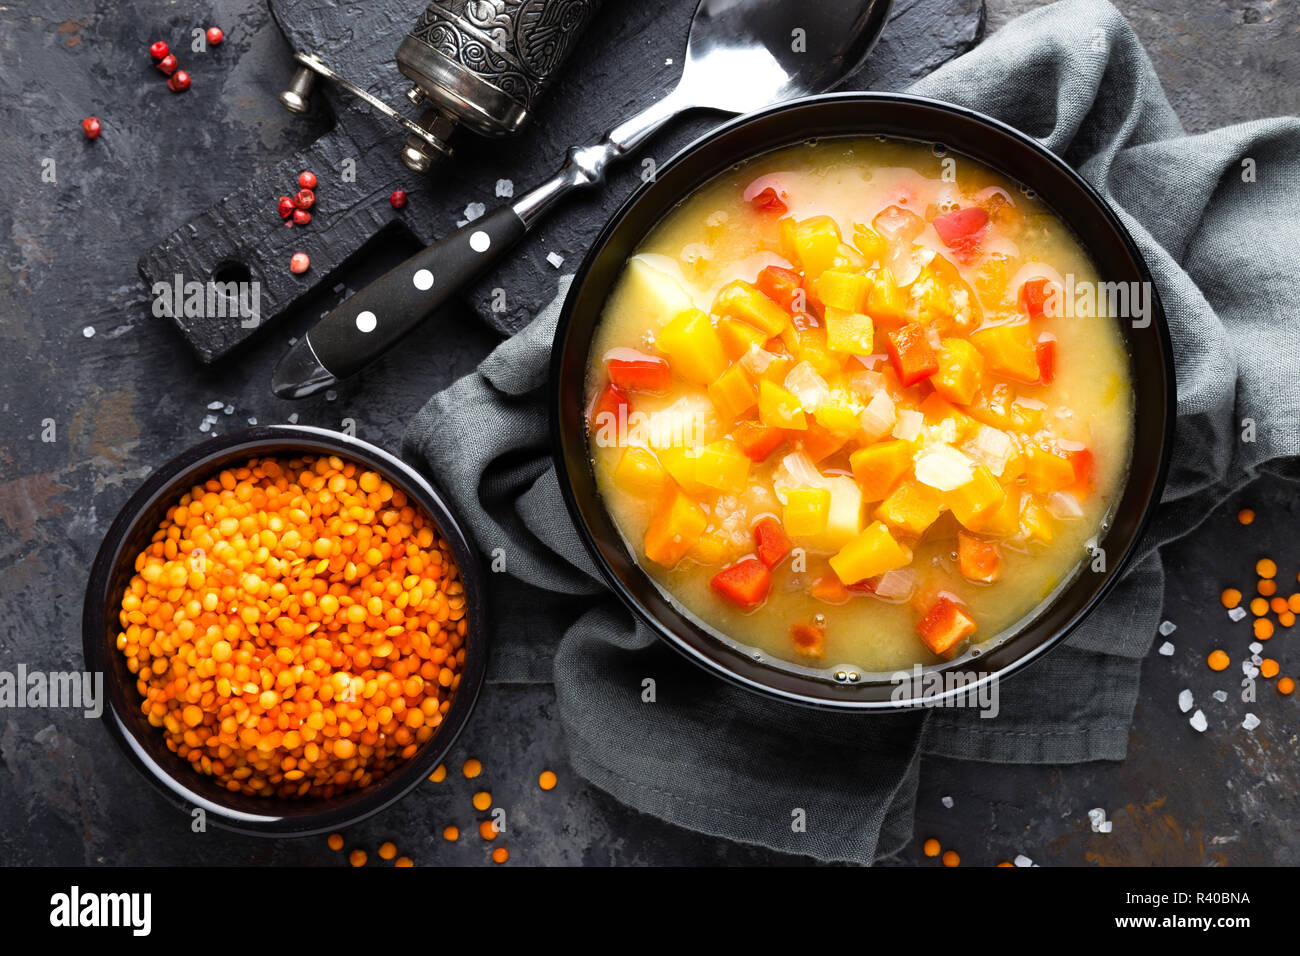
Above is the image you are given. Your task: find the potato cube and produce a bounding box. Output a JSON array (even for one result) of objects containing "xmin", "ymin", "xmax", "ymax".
[
  {"xmin": 946, "ymin": 464, "xmax": 1005, "ymax": 531},
  {"xmin": 875, "ymin": 479, "xmax": 945, "ymax": 536},
  {"xmin": 758, "ymin": 379, "xmax": 807, "ymax": 430},
  {"xmin": 812, "ymin": 269, "xmax": 872, "ymax": 312}
]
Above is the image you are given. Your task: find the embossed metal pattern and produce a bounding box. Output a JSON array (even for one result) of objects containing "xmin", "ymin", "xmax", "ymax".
[{"xmin": 407, "ymin": 0, "xmax": 601, "ymax": 110}]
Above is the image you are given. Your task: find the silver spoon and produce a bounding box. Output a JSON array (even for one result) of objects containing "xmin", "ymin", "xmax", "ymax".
[{"xmin": 272, "ymin": 0, "xmax": 893, "ymax": 398}]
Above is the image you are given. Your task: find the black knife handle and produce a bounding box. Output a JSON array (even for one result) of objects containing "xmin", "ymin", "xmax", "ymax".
[{"xmin": 309, "ymin": 204, "xmax": 526, "ymax": 379}]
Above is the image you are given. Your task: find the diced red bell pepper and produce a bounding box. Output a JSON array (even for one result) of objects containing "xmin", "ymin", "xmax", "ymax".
[
  {"xmin": 710, "ymin": 558, "xmax": 772, "ymax": 610},
  {"xmin": 1066, "ymin": 446, "xmax": 1094, "ymax": 497},
  {"xmin": 607, "ymin": 352, "xmax": 671, "ymax": 392},
  {"xmin": 790, "ymin": 622, "xmax": 825, "ymax": 657},
  {"xmin": 931, "ymin": 207, "xmax": 988, "ymax": 263},
  {"xmin": 753, "ymin": 516, "xmax": 793, "ymax": 568},
  {"xmin": 931, "ymin": 207, "xmax": 989, "ymax": 245},
  {"xmin": 754, "ymin": 265, "xmax": 804, "ymax": 313},
  {"xmin": 589, "ymin": 382, "xmax": 629, "ymax": 434},
  {"xmin": 847, "ymin": 577, "xmax": 879, "ymax": 594},
  {"xmin": 750, "ymin": 186, "xmax": 788, "ymax": 214},
  {"xmin": 916, "ymin": 596, "xmax": 978, "ymax": 655},
  {"xmin": 1019, "ymin": 277, "xmax": 1059, "ymax": 318},
  {"xmin": 886, "ymin": 324, "xmax": 939, "ymax": 387},
  {"xmin": 732, "ymin": 421, "xmax": 786, "ymax": 462},
  {"xmin": 1036, "ymin": 332, "xmax": 1057, "ymax": 385}
]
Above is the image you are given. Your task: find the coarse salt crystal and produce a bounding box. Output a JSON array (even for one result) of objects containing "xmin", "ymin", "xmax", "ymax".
[
  {"xmin": 1249, "ymin": 642, "xmax": 1263, "ymax": 654},
  {"xmin": 546, "ymin": 251, "xmax": 565, "ymax": 269},
  {"xmin": 199, "ymin": 420, "xmax": 212, "ymax": 433},
  {"xmin": 1088, "ymin": 808, "xmax": 1106, "ymax": 830},
  {"xmin": 495, "ymin": 179, "xmax": 514, "ymax": 198},
  {"xmin": 941, "ymin": 796, "xmax": 954, "ymax": 809},
  {"xmin": 1228, "ymin": 606, "xmax": 1247, "ymax": 621},
  {"xmin": 464, "ymin": 202, "xmax": 486, "ymax": 221},
  {"xmin": 1189, "ymin": 709, "xmax": 1208, "ymax": 732},
  {"xmin": 1099, "ymin": 820, "xmax": 1113, "ymax": 833},
  {"xmin": 207, "ymin": 400, "xmax": 225, "ymax": 410},
  {"xmin": 1157, "ymin": 641, "xmax": 1175, "ymax": 656},
  {"xmin": 1013, "ymin": 855, "xmax": 1034, "ymax": 868},
  {"xmin": 1212, "ymin": 690, "xmax": 1228, "ymax": 703},
  {"xmin": 247, "ymin": 417, "xmax": 257, "ymax": 426},
  {"xmin": 325, "ymin": 390, "xmax": 337, "ymax": 402},
  {"xmin": 223, "ymin": 404, "xmax": 234, "ymax": 415},
  {"xmin": 1178, "ymin": 689, "xmax": 1193, "ymax": 713},
  {"xmin": 1158, "ymin": 620, "xmax": 1176, "ymax": 636},
  {"xmin": 1242, "ymin": 713, "xmax": 1260, "ymax": 731},
  {"xmin": 1242, "ymin": 662, "xmax": 1259, "ymax": 679},
  {"xmin": 82, "ymin": 326, "xmax": 95, "ymax": 338},
  {"xmin": 287, "ymin": 412, "xmax": 299, "ymax": 424}
]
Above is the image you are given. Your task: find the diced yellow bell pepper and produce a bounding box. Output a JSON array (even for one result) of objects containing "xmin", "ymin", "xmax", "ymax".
[
  {"xmin": 852, "ymin": 224, "xmax": 887, "ymax": 264},
  {"xmin": 970, "ymin": 322, "xmax": 1040, "ymax": 383},
  {"xmin": 643, "ymin": 488, "xmax": 708, "ymax": 567},
  {"xmin": 658, "ymin": 309, "xmax": 728, "ymax": 385},
  {"xmin": 613, "ymin": 447, "xmax": 667, "ymax": 498},
  {"xmin": 712, "ymin": 281, "xmax": 790, "ymax": 337},
  {"xmin": 778, "ymin": 215, "xmax": 843, "ymax": 278},
  {"xmin": 706, "ymin": 364, "xmax": 757, "ymax": 421},
  {"xmin": 783, "ymin": 487, "xmax": 831, "ymax": 537},
  {"xmin": 813, "ymin": 397, "xmax": 861, "ymax": 437},
  {"xmin": 875, "ymin": 479, "xmax": 945, "ymax": 536},
  {"xmin": 850, "ymin": 440, "xmax": 914, "ymax": 502},
  {"xmin": 657, "ymin": 446, "xmax": 707, "ymax": 496},
  {"xmin": 758, "ymin": 379, "xmax": 807, "ymax": 430},
  {"xmin": 717, "ymin": 317, "xmax": 769, "ymax": 360},
  {"xmin": 1020, "ymin": 496, "xmax": 1054, "ymax": 544},
  {"xmin": 790, "ymin": 329, "xmax": 842, "ymax": 379},
  {"xmin": 932, "ymin": 338, "xmax": 985, "ymax": 405},
  {"xmin": 823, "ymin": 307, "xmax": 876, "ymax": 354},
  {"xmin": 946, "ymin": 464, "xmax": 1005, "ymax": 531},
  {"xmin": 1022, "ymin": 444, "xmax": 1075, "ymax": 493},
  {"xmin": 694, "ymin": 439, "xmax": 751, "ymax": 493},
  {"xmin": 812, "ymin": 269, "xmax": 871, "ymax": 313},
  {"xmin": 864, "ymin": 266, "xmax": 908, "ymax": 328},
  {"xmin": 829, "ymin": 521, "xmax": 913, "ymax": 585}
]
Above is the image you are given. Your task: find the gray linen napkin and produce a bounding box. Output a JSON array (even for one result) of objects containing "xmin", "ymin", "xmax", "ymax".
[{"xmin": 405, "ymin": 0, "xmax": 1300, "ymax": 863}]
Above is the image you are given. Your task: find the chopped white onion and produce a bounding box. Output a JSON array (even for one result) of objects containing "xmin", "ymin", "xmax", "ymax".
[
  {"xmin": 771, "ymin": 451, "xmax": 827, "ymax": 505},
  {"xmin": 859, "ymin": 390, "xmax": 896, "ymax": 440},
  {"xmin": 783, "ymin": 361, "xmax": 831, "ymax": 411},
  {"xmin": 1046, "ymin": 490, "xmax": 1084, "ymax": 519},
  {"xmin": 892, "ymin": 408, "xmax": 924, "ymax": 442},
  {"xmin": 915, "ymin": 444, "xmax": 974, "ymax": 492},
  {"xmin": 874, "ymin": 568, "xmax": 915, "ymax": 601},
  {"xmin": 739, "ymin": 345, "xmax": 778, "ymax": 377},
  {"xmin": 972, "ymin": 425, "xmax": 1014, "ymax": 476}
]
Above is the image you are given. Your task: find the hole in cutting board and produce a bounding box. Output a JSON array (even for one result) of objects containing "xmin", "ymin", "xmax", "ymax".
[{"xmin": 211, "ymin": 260, "xmax": 253, "ymax": 286}]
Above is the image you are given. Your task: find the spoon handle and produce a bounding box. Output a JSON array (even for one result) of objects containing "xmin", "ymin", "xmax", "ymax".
[{"xmin": 272, "ymin": 86, "xmax": 695, "ymax": 397}]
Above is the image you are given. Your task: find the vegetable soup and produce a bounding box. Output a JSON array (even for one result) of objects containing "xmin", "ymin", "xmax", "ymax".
[{"xmin": 584, "ymin": 137, "xmax": 1133, "ymax": 674}]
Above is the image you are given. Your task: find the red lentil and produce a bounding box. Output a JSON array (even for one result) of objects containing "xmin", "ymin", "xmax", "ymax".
[
  {"xmin": 378, "ymin": 841, "xmax": 397, "ymax": 860},
  {"xmin": 114, "ymin": 455, "xmax": 469, "ymax": 800},
  {"xmin": 492, "ymin": 847, "xmax": 509, "ymax": 863},
  {"xmin": 538, "ymin": 770, "xmax": 557, "ymax": 791},
  {"xmin": 922, "ymin": 838, "xmax": 941, "ymax": 857},
  {"xmin": 462, "ymin": 757, "xmax": 482, "ymax": 778},
  {"xmin": 472, "ymin": 791, "xmax": 491, "ymax": 811}
]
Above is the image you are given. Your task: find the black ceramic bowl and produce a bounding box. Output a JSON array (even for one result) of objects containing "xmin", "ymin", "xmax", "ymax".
[
  {"xmin": 83, "ymin": 426, "xmax": 487, "ymax": 835},
  {"xmin": 551, "ymin": 92, "xmax": 1175, "ymax": 710}
]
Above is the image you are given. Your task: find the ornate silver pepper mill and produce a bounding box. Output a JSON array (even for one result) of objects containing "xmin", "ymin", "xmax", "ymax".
[{"xmin": 281, "ymin": 0, "xmax": 603, "ymax": 172}]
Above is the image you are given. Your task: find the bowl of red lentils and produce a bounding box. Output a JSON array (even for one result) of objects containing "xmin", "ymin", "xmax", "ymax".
[{"xmin": 82, "ymin": 426, "xmax": 487, "ymax": 836}]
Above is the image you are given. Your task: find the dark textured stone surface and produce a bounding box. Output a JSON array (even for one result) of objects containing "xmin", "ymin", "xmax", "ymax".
[
  {"xmin": 0, "ymin": 0, "xmax": 1296, "ymax": 867},
  {"xmin": 141, "ymin": 0, "xmax": 984, "ymax": 362}
]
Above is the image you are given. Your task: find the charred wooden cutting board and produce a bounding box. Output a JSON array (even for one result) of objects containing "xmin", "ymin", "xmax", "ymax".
[{"xmin": 139, "ymin": 0, "xmax": 985, "ymax": 364}]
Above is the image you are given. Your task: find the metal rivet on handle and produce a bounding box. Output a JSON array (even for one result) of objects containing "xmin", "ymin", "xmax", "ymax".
[
  {"xmin": 412, "ymin": 269, "xmax": 433, "ymax": 291},
  {"xmin": 469, "ymin": 230, "xmax": 490, "ymax": 253},
  {"xmin": 356, "ymin": 311, "xmax": 377, "ymax": 333}
]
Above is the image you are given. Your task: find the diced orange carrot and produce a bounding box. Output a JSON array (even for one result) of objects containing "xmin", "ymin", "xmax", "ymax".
[
  {"xmin": 732, "ymin": 421, "xmax": 786, "ymax": 462},
  {"xmin": 850, "ymin": 440, "xmax": 914, "ymax": 502},
  {"xmin": 810, "ymin": 575, "xmax": 853, "ymax": 605},
  {"xmin": 971, "ymin": 322, "xmax": 1041, "ymax": 383},
  {"xmin": 643, "ymin": 489, "xmax": 707, "ymax": 568},
  {"xmin": 753, "ymin": 517, "xmax": 793, "ymax": 568},
  {"xmin": 709, "ymin": 558, "xmax": 772, "ymax": 610},
  {"xmin": 916, "ymin": 596, "xmax": 977, "ymax": 655}
]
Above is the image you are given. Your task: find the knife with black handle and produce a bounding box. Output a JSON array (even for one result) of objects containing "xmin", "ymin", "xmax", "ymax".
[{"xmin": 270, "ymin": 92, "xmax": 691, "ymax": 398}]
